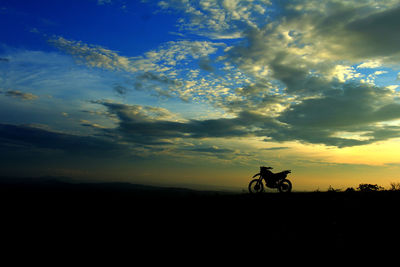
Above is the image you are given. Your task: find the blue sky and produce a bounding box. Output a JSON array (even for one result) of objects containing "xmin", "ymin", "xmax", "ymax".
[
  {"xmin": 0, "ymin": 0, "xmax": 178, "ymax": 54},
  {"xmin": 2, "ymin": 0, "xmax": 400, "ymax": 191}
]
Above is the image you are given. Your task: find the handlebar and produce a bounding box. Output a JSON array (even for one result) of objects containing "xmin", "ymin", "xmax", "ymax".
[{"xmin": 261, "ymin": 166, "xmax": 273, "ymax": 169}]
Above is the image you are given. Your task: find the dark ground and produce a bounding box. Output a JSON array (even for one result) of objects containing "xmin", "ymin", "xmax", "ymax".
[{"xmin": 2, "ymin": 177, "xmax": 399, "ymax": 259}]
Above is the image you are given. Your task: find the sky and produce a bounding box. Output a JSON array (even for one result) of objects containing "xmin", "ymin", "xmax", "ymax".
[{"xmin": 1, "ymin": 0, "xmax": 400, "ymax": 191}]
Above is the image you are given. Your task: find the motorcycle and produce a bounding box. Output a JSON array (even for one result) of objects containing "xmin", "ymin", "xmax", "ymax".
[{"xmin": 248, "ymin": 166, "xmax": 292, "ymax": 193}]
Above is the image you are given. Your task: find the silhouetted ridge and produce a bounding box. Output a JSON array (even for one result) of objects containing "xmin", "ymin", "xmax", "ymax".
[{"xmin": 0, "ymin": 176, "xmax": 221, "ymax": 196}]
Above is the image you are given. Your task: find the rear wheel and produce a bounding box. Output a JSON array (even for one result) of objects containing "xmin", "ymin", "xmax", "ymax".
[
  {"xmin": 278, "ymin": 179, "xmax": 292, "ymax": 193},
  {"xmin": 249, "ymin": 179, "xmax": 264, "ymax": 194}
]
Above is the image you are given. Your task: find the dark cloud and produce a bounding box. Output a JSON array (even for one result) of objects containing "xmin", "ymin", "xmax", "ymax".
[
  {"xmin": 262, "ymin": 147, "xmax": 290, "ymax": 151},
  {"xmin": 235, "ymin": 81, "xmax": 272, "ymax": 97},
  {"xmin": 344, "ymin": 6, "xmax": 400, "ymax": 59},
  {"xmin": 198, "ymin": 57, "xmax": 214, "ymax": 72},
  {"xmin": 132, "ymin": 72, "xmax": 183, "ymax": 98},
  {"xmin": 282, "ymin": 2, "xmax": 400, "ymax": 62},
  {"xmin": 134, "ymin": 72, "xmax": 182, "ymax": 90},
  {"xmin": 226, "ymin": 28, "xmax": 333, "ymax": 96},
  {"xmin": 115, "ymin": 113, "xmax": 252, "ymax": 143},
  {"xmin": 179, "ymin": 146, "xmax": 238, "ymax": 159},
  {"xmin": 369, "ymin": 126, "xmax": 400, "ymax": 142},
  {"xmin": 93, "ymin": 100, "xmax": 178, "ymax": 121},
  {"xmin": 0, "ymin": 123, "xmax": 125, "ymax": 156},
  {"xmin": 136, "ymin": 72, "xmax": 182, "ymax": 86},
  {"xmin": 224, "ymin": 82, "xmax": 287, "ymax": 114},
  {"xmin": 94, "ymin": 88, "xmax": 400, "ymax": 148},
  {"xmin": 182, "ymin": 146, "xmax": 234, "ymax": 154},
  {"xmin": 279, "ymin": 83, "xmax": 398, "ymax": 128},
  {"xmin": 113, "ymin": 84, "xmax": 129, "ymax": 96},
  {"xmin": 269, "ymin": 53, "xmax": 332, "ymax": 95},
  {"xmin": 225, "ymin": 2, "xmax": 400, "ymax": 101},
  {"xmin": 0, "ymin": 58, "xmax": 9, "ymax": 62},
  {"xmin": 273, "ymin": 83, "xmax": 400, "ymax": 147},
  {"xmin": 95, "ymin": 100, "xmax": 281, "ymax": 145},
  {"xmin": 217, "ymin": 2, "xmax": 400, "ymax": 148},
  {"xmin": 1, "ymin": 90, "xmax": 38, "ymax": 100},
  {"xmin": 268, "ymin": 126, "xmax": 371, "ymax": 148}
]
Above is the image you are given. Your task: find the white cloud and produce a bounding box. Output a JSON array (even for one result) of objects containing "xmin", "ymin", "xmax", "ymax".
[
  {"xmin": 49, "ymin": 36, "xmax": 225, "ymax": 74},
  {"xmin": 386, "ymin": 85, "xmax": 399, "ymax": 92},
  {"xmin": 49, "ymin": 35, "xmax": 238, "ymax": 105},
  {"xmin": 329, "ymin": 65, "xmax": 361, "ymax": 83},
  {"xmin": 374, "ymin": 70, "xmax": 388, "ymax": 75},
  {"xmin": 48, "ymin": 36, "xmax": 135, "ymax": 72},
  {"xmin": 155, "ymin": 0, "xmax": 273, "ymax": 39},
  {"xmin": 357, "ymin": 60, "xmax": 383, "ymax": 69}
]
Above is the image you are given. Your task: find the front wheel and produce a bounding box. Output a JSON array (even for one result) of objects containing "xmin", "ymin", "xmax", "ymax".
[
  {"xmin": 278, "ymin": 179, "xmax": 292, "ymax": 193},
  {"xmin": 249, "ymin": 179, "xmax": 264, "ymax": 194}
]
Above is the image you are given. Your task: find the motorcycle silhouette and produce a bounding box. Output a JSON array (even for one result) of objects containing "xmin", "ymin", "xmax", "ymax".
[{"xmin": 248, "ymin": 166, "xmax": 292, "ymax": 193}]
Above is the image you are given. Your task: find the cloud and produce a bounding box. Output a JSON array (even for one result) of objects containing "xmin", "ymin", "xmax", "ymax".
[
  {"xmin": 1, "ymin": 90, "xmax": 38, "ymax": 100},
  {"xmin": 0, "ymin": 58, "xmax": 9, "ymax": 62},
  {"xmin": 200, "ymin": 0, "xmax": 400, "ymax": 147},
  {"xmin": 91, "ymin": 83, "xmax": 400, "ymax": 148},
  {"xmin": 262, "ymin": 147, "xmax": 290, "ymax": 151},
  {"xmin": 185, "ymin": 146, "xmax": 234, "ymax": 154},
  {"xmin": 49, "ymin": 36, "xmax": 224, "ymax": 74},
  {"xmin": 93, "ymin": 100, "xmax": 350, "ymax": 153},
  {"xmin": 329, "ymin": 65, "xmax": 361, "ymax": 83},
  {"xmin": 226, "ymin": 26, "xmax": 333, "ymax": 96},
  {"xmin": 80, "ymin": 119, "xmax": 107, "ymax": 129},
  {"xmin": 198, "ymin": 57, "xmax": 214, "ymax": 72},
  {"xmin": 0, "ymin": 123, "xmax": 125, "ymax": 156},
  {"xmin": 225, "ymin": 1, "xmax": 400, "ymax": 92},
  {"xmin": 93, "ymin": 100, "xmax": 184, "ymax": 122},
  {"xmin": 275, "ymin": 83, "xmax": 400, "ymax": 147},
  {"xmin": 178, "ymin": 145, "xmax": 238, "ymax": 159},
  {"xmin": 113, "ymin": 84, "xmax": 129, "ymax": 96},
  {"xmin": 280, "ymin": 1, "xmax": 400, "ymax": 63},
  {"xmin": 93, "ymin": 100, "xmax": 278, "ymax": 144},
  {"xmin": 48, "ymin": 36, "xmax": 134, "ymax": 72},
  {"xmin": 43, "ymin": 2, "xmax": 400, "ymax": 149},
  {"xmin": 155, "ymin": 0, "xmax": 272, "ymax": 39},
  {"xmin": 278, "ymin": 83, "xmax": 393, "ymax": 128},
  {"xmin": 48, "ymin": 36, "xmax": 229, "ymax": 101},
  {"xmin": 182, "ymin": 146, "xmax": 234, "ymax": 154},
  {"xmin": 343, "ymin": 6, "xmax": 400, "ymax": 60},
  {"xmin": 357, "ymin": 60, "xmax": 382, "ymax": 69},
  {"xmin": 0, "ymin": 48, "xmax": 118, "ymax": 111},
  {"xmin": 133, "ymin": 71, "xmax": 183, "ymax": 94}
]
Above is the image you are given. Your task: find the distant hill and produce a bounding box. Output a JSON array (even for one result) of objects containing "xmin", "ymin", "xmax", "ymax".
[{"xmin": 0, "ymin": 176, "xmax": 227, "ymax": 197}]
